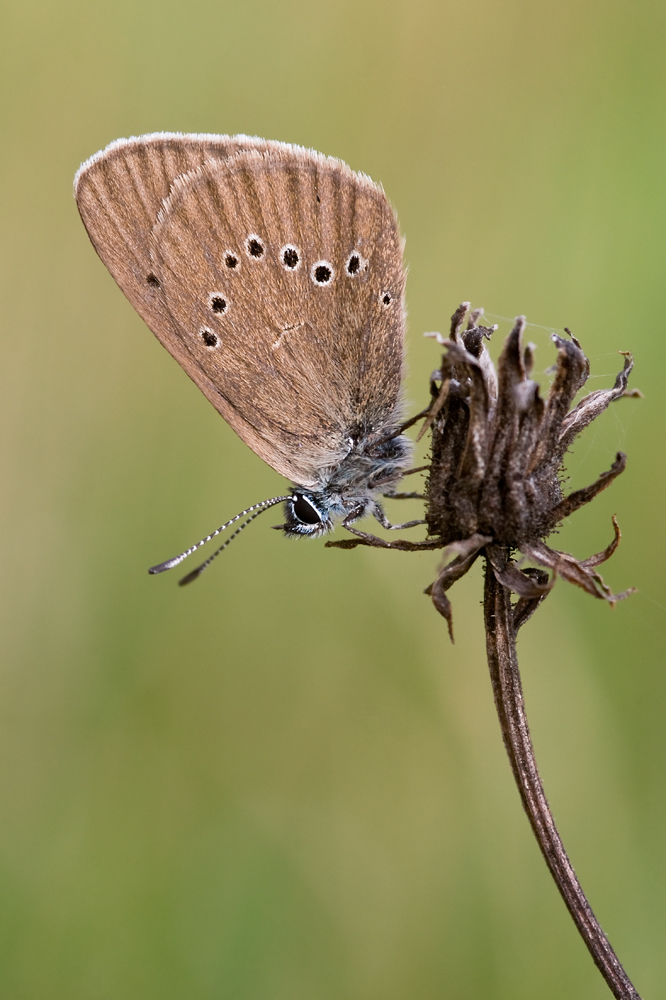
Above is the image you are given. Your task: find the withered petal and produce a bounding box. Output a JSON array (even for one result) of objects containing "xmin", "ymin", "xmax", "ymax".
[
  {"xmin": 416, "ymin": 377, "xmax": 450, "ymax": 442},
  {"xmin": 442, "ymin": 533, "xmax": 493, "ymax": 562},
  {"xmin": 489, "ymin": 319, "xmax": 528, "ymax": 463},
  {"xmin": 529, "ymin": 337, "xmax": 589, "ymax": 472},
  {"xmin": 427, "ymin": 540, "xmax": 487, "ymax": 641},
  {"xmin": 487, "ymin": 544, "xmax": 554, "ymax": 598},
  {"xmin": 427, "ymin": 582, "xmax": 454, "ymax": 641},
  {"xmin": 559, "ymin": 353, "xmax": 633, "ymax": 452},
  {"xmin": 581, "ymin": 515, "xmax": 621, "ymax": 568},
  {"xmin": 522, "ymin": 540, "xmax": 631, "ymax": 604},
  {"xmin": 513, "ymin": 568, "xmax": 552, "ymax": 631},
  {"xmin": 449, "ymin": 301, "xmax": 471, "ymax": 343},
  {"xmin": 550, "ymin": 453, "xmax": 627, "ymax": 522}
]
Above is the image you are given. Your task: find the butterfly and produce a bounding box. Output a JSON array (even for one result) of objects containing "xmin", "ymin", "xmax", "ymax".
[{"xmin": 75, "ymin": 133, "xmax": 424, "ymax": 581}]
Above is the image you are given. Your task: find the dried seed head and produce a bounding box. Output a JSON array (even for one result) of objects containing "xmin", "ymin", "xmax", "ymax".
[{"xmin": 424, "ymin": 303, "xmax": 637, "ymax": 639}]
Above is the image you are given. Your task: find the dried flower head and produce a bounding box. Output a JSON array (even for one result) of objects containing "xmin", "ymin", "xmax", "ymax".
[{"xmin": 424, "ymin": 303, "xmax": 636, "ymax": 638}]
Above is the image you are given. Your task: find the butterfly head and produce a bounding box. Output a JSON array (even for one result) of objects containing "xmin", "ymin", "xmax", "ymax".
[{"xmin": 281, "ymin": 488, "xmax": 381, "ymax": 538}]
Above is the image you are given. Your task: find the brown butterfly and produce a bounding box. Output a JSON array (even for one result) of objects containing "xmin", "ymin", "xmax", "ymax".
[{"xmin": 75, "ymin": 133, "xmax": 423, "ymax": 582}]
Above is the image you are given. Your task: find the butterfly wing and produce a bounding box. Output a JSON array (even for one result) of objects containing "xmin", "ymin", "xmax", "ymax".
[{"xmin": 75, "ymin": 134, "xmax": 406, "ymax": 486}]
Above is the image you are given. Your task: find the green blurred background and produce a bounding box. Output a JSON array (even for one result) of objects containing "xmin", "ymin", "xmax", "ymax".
[{"xmin": 1, "ymin": 0, "xmax": 664, "ymax": 997}]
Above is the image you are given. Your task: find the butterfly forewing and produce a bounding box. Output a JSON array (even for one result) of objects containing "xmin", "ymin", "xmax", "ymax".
[{"xmin": 75, "ymin": 134, "xmax": 406, "ymax": 487}]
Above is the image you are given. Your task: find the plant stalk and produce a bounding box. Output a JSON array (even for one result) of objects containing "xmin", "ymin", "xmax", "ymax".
[{"xmin": 483, "ymin": 555, "xmax": 641, "ymax": 999}]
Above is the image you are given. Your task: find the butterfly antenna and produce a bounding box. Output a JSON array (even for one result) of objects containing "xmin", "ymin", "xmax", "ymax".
[
  {"xmin": 148, "ymin": 495, "xmax": 294, "ymax": 575},
  {"xmin": 177, "ymin": 510, "xmax": 263, "ymax": 586}
]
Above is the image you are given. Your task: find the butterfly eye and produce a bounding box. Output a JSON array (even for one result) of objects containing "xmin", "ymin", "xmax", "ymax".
[
  {"xmin": 311, "ymin": 261, "xmax": 334, "ymax": 286},
  {"xmin": 345, "ymin": 252, "xmax": 367, "ymax": 277},
  {"xmin": 146, "ymin": 272, "xmax": 161, "ymax": 287},
  {"xmin": 200, "ymin": 328, "xmax": 218, "ymax": 348},
  {"xmin": 382, "ymin": 291, "xmax": 393, "ymax": 306},
  {"xmin": 292, "ymin": 494, "xmax": 322, "ymax": 525},
  {"xmin": 281, "ymin": 245, "xmax": 301, "ymax": 270},
  {"xmin": 209, "ymin": 294, "xmax": 227, "ymax": 314},
  {"xmin": 245, "ymin": 235, "xmax": 265, "ymax": 259},
  {"xmin": 224, "ymin": 252, "xmax": 239, "ymax": 270}
]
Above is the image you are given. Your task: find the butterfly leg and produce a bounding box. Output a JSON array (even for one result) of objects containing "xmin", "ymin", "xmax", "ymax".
[
  {"xmin": 324, "ymin": 504, "xmax": 435, "ymax": 551},
  {"xmin": 383, "ymin": 491, "xmax": 426, "ymax": 500},
  {"xmin": 328, "ymin": 522, "xmax": 443, "ymax": 552},
  {"xmin": 383, "ymin": 462, "xmax": 430, "ymax": 499},
  {"xmin": 370, "ymin": 409, "xmax": 431, "ymax": 449},
  {"xmin": 371, "ymin": 505, "xmax": 426, "ymax": 531},
  {"xmin": 401, "ymin": 464, "xmax": 430, "ymax": 476},
  {"xmin": 332, "ymin": 506, "xmax": 396, "ymax": 548},
  {"xmin": 391, "ymin": 406, "xmax": 430, "ymax": 435}
]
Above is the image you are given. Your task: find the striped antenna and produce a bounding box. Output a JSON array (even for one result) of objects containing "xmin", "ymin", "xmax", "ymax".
[
  {"xmin": 148, "ymin": 495, "xmax": 294, "ymax": 575},
  {"xmin": 178, "ymin": 510, "xmax": 264, "ymax": 586}
]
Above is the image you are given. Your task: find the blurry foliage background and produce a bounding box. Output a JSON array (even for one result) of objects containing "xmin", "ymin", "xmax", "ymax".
[{"xmin": 1, "ymin": 0, "xmax": 665, "ymax": 997}]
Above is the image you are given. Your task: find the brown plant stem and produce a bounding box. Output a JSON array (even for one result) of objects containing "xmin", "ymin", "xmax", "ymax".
[{"xmin": 483, "ymin": 553, "xmax": 641, "ymax": 1000}]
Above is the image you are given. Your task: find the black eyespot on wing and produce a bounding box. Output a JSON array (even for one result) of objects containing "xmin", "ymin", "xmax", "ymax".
[
  {"xmin": 293, "ymin": 494, "xmax": 322, "ymax": 524},
  {"xmin": 312, "ymin": 261, "xmax": 333, "ymax": 285},
  {"xmin": 382, "ymin": 292, "xmax": 393, "ymax": 306},
  {"xmin": 350, "ymin": 251, "xmax": 370, "ymax": 278},
  {"xmin": 246, "ymin": 236, "xmax": 265, "ymax": 258},
  {"xmin": 281, "ymin": 245, "xmax": 300, "ymax": 270},
  {"xmin": 146, "ymin": 273, "xmax": 160, "ymax": 287},
  {"xmin": 224, "ymin": 253, "xmax": 238, "ymax": 269},
  {"xmin": 200, "ymin": 328, "xmax": 218, "ymax": 348},
  {"xmin": 210, "ymin": 295, "xmax": 227, "ymax": 314}
]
